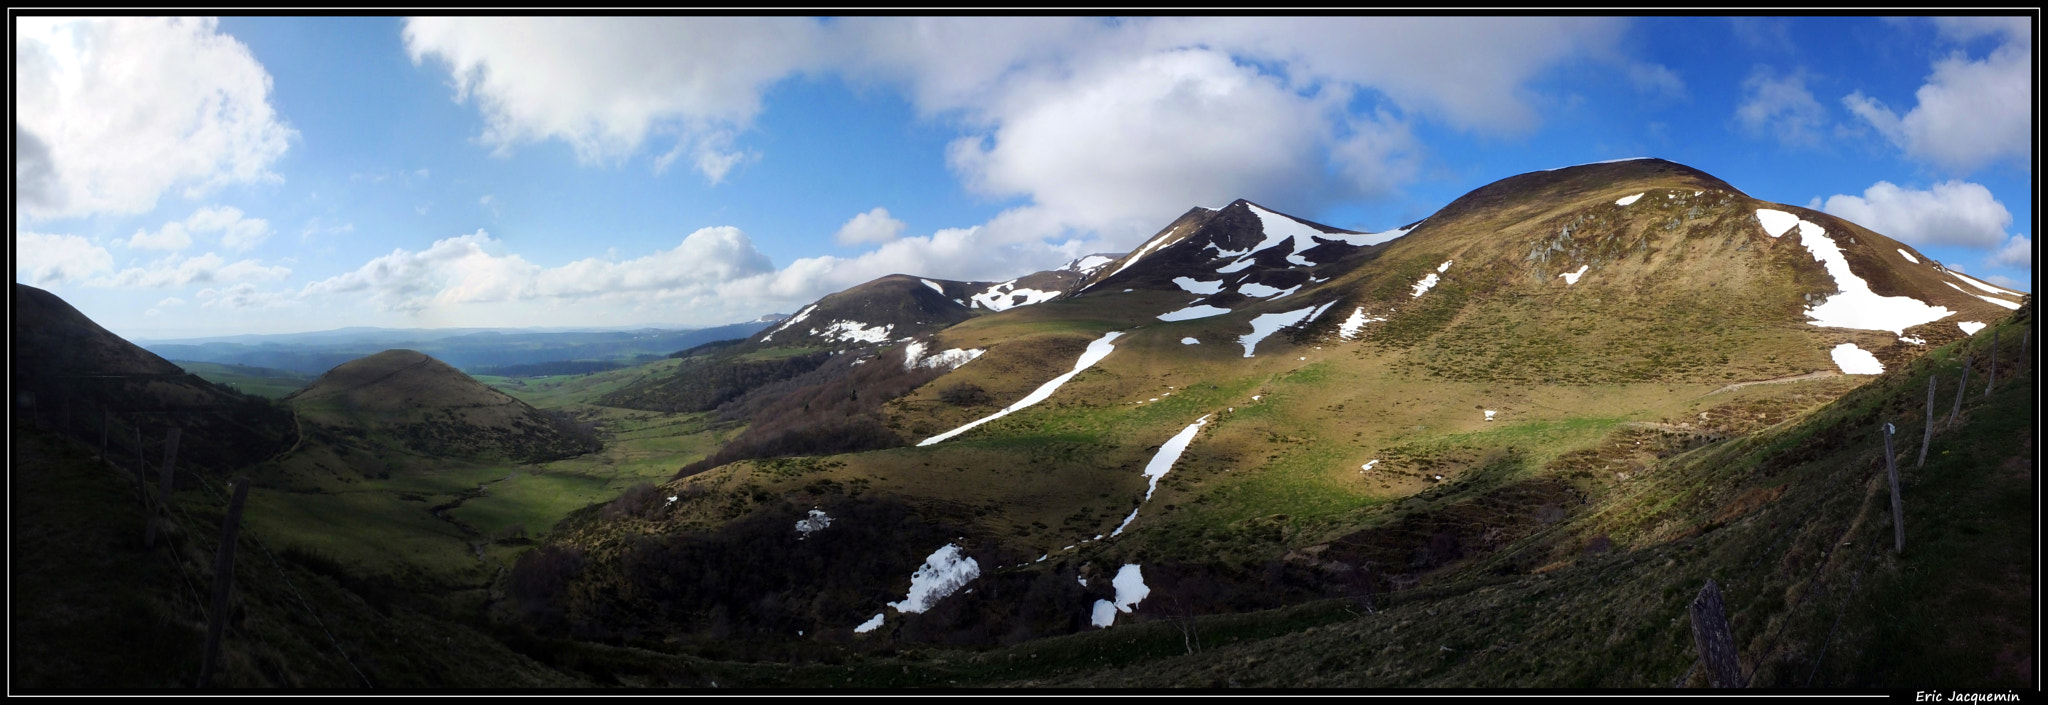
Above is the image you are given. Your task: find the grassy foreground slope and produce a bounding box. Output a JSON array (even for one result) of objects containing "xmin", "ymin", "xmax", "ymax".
[
  {"xmin": 490, "ymin": 307, "xmax": 2029, "ymax": 689},
  {"xmin": 9, "ymin": 419, "xmax": 582, "ymax": 689},
  {"xmin": 998, "ymin": 307, "xmax": 2036, "ymax": 688}
]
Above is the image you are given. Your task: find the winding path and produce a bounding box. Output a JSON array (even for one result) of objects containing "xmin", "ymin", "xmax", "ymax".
[{"xmin": 1699, "ymin": 370, "xmax": 1838, "ymax": 398}]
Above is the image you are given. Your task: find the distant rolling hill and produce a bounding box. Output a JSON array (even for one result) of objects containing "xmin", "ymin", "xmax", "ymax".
[
  {"xmin": 141, "ymin": 321, "xmax": 774, "ymax": 376},
  {"xmin": 284, "ymin": 349, "xmax": 599, "ymax": 469}
]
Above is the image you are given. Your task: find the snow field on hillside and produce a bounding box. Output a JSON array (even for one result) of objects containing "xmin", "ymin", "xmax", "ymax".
[
  {"xmin": 901, "ymin": 340, "xmax": 985, "ymax": 371},
  {"xmin": 1786, "ymin": 219, "xmax": 1954, "ymax": 334},
  {"xmin": 1158, "ymin": 304, "xmax": 1232, "ymax": 321},
  {"xmin": 1756, "ymin": 208, "xmax": 1800, "ymax": 238},
  {"xmin": 888, "ymin": 544, "xmax": 980, "ymax": 614},
  {"xmin": 1338, "ymin": 307, "xmax": 1386, "ymax": 340},
  {"xmin": 1239, "ymin": 302, "xmax": 1335, "ymax": 357},
  {"xmin": 972, "ymin": 281, "xmax": 1061, "ymax": 311},
  {"xmin": 1947, "ymin": 270, "xmax": 2022, "ymax": 297},
  {"xmin": 1829, "ymin": 343, "xmax": 1884, "ymax": 375},
  {"xmin": 918, "ymin": 331, "xmax": 1124, "ymax": 446},
  {"xmin": 819, "ymin": 320, "xmax": 895, "ymax": 344},
  {"xmin": 1559, "ymin": 264, "xmax": 1589, "ymax": 285}
]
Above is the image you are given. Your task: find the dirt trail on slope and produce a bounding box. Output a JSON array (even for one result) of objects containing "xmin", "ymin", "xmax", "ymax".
[{"xmin": 1700, "ymin": 370, "xmax": 1838, "ymax": 397}]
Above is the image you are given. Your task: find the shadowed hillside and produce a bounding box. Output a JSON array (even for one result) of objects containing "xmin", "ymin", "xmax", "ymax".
[{"xmin": 287, "ymin": 349, "xmax": 598, "ymax": 465}]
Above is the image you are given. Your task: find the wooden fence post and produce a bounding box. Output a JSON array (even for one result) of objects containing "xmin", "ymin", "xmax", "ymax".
[
  {"xmin": 1884, "ymin": 423, "xmax": 1904, "ymax": 555},
  {"xmin": 198, "ymin": 478, "xmax": 251, "ymax": 689},
  {"xmin": 1689, "ymin": 579, "xmax": 1743, "ymax": 687},
  {"xmin": 144, "ymin": 427, "xmax": 182, "ymax": 549},
  {"xmin": 1947, "ymin": 359, "xmax": 1972, "ymax": 426},
  {"xmin": 136, "ymin": 423, "xmax": 150, "ymax": 537},
  {"xmin": 2021, "ymin": 318, "xmax": 2031, "ymax": 368},
  {"xmin": 1984, "ymin": 329, "xmax": 1998, "ymax": 397},
  {"xmin": 1917, "ymin": 377, "xmax": 1935, "ymax": 468}
]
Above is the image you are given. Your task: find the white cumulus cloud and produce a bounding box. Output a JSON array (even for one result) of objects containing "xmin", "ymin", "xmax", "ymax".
[
  {"xmin": 401, "ymin": 17, "xmax": 828, "ymax": 180},
  {"xmin": 127, "ymin": 206, "xmax": 273, "ymax": 252},
  {"xmin": 834, "ymin": 207, "xmax": 908, "ymax": 246},
  {"xmin": 16, "ymin": 231, "xmax": 115, "ymax": 287},
  {"xmin": 1990, "ymin": 234, "xmax": 2032, "ymax": 269},
  {"xmin": 1736, "ymin": 67, "xmax": 1829, "ymax": 146},
  {"xmin": 14, "ymin": 17, "xmax": 295, "ymax": 220},
  {"xmin": 536, "ymin": 226, "xmax": 775, "ymax": 299},
  {"xmin": 1842, "ymin": 24, "xmax": 2030, "ymax": 173},
  {"xmin": 947, "ymin": 47, "xmax": 1334, "ymax": 244},
  {"xmin": 1816, "ymin": 180, "xmax": 2013, "ymax": 249},
  {"xmin": 126, "ymin": 223, "xmax": 194, "ymax": 251},
  {"xmin": 197, "ymin": 283, "xmax": 296, "ymax": 310},
  {"xmin": 403, "ymin": 17, "xmax": 1634, "ymax": 257},
  {"xmin": 96, "ymin": 252, "xmax": 291, "ymax": 289},
  {"xmin": 300, "ymin": 231, "xmax": 539, "ymax": 311},
  {"xmin": 301, "ymin": 227, "xmax": 777, "ymax": 314}
]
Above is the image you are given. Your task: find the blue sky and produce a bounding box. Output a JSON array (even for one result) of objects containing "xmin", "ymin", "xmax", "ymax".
[{"xmin": 13, "ymin": 15, "xmax": 2034, "ymax": 340}]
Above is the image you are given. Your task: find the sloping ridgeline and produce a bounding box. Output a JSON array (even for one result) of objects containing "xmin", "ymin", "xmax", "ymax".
[{"xmin": 286, "ymin": 349, "xmax": 597, "ymax": 464}]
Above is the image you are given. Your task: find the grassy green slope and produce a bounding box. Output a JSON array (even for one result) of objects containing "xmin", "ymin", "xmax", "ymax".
[
  {"xmin": 9, "ymin": 419, "xmax": 583, "ymax": 689},
  {"xmin": 174, "ymin": 360, "xmax": 314, "ymax": 399},
  {"xmin": 497, "ymin": 308, "xmax": 2029, "ymax": 689}
]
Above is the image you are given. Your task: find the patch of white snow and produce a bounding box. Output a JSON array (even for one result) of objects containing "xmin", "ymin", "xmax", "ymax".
[
  {"xmin": 1216, "ymin": 258, "xmax": 1257, "ymax": 274},
  {"xmin": 1112, "ymin": 564, "xmax": 1150, "ymax": 614},
  {"xmin": 1616, "ymin": 193, "xmax": 1644, "ymax": 206},
  {"xmin": 1829, "ymin": 343, "xmax": 1884, "ymax": 375},
  {"xmin": 1091, "ymin": 600, "xmax": 1118, "ymax": 628},
  {"xmin": 921, "ymin": 279, "xmax": 946, "ymax": 295},
  {"xmin": 1110, "ymin": 508, "xmax": 1141, "ymax": 537},
  {"xmin": 855, "ymin": 613, "xmax": 884, "ymax": 633},
  {"xmin": 1755, "ymin": 209, "xmax": 1799, "ymax": 238},
  {"xmin": 1792, "ymin": 219, "xmax": 1954, "ymax": 334},
  {"xmin": 1484, "ymin": 410, "xmax": 1496, "ymax": 421},
  {"xmin": 1339, "ymin": 307, "xmax": 1386, "ymax": 340},
  {"xmin": 1157, "ymin": 304, "xmax": 1232, "ymax": 322},
  {"xmin": 820, "ymin": 320, "xmax": 894, "ymax": 344},
  {"xmin": 887, "ymin": 544, "xmax": 980, "ymax": 614},
  {"xmin": 1243, "ymin": 204, "xmax": 1331, "ymax": 268},
  {"xmin": 1975, "ymin": 295, "xmax": 2022, "ymax": 310},
  {"xmin": 1142, "ymin": 416, "xmax": 1209, "ymax": 501},
  {"xmin": 1067, "ymin": 255, "xmax": 1115, "ymax": 273},
  {"xmin": 1958, "ymin": 321, "xmax": 1987, "ymax": 335},
  {"xmin": 1411, "ymin": 273, "xmax": 1441, "ymax": 298},
  {"xmin": 1173, "ymin": 277, "xmax": 1224, "ymax": 294},
  {"xmin": 1559, "ymin": 264, "xmax": 1590, "ymax": 285},
  {"xmin": 1181, "ymin": 337, "xmax": 1200, "ymax": 345},
  {"xmin": 1240, "ymin": 304, "xmax": 1325, "ymax": 357},
  {"xmin": 1948, "ymin": 271, "xmax": 2023, "ymax": 297},
  {"xmin": 1896, "ymin": 249, "xmax": 1919, "ymax": 264},
  {"xmin": 919, "ymin": 331, "xmax": 1123, "ymax": 445},
  {"xmin": 905, "ymin": 343, "xmax": 985, "ymax": 371},
  {"xmin": 1238, "ymin": 282, "xmax": 1287, "ymax": 298},
  {"xmin": 795, "ymin": 509, "xmax": 833, "ymax": 538}
]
